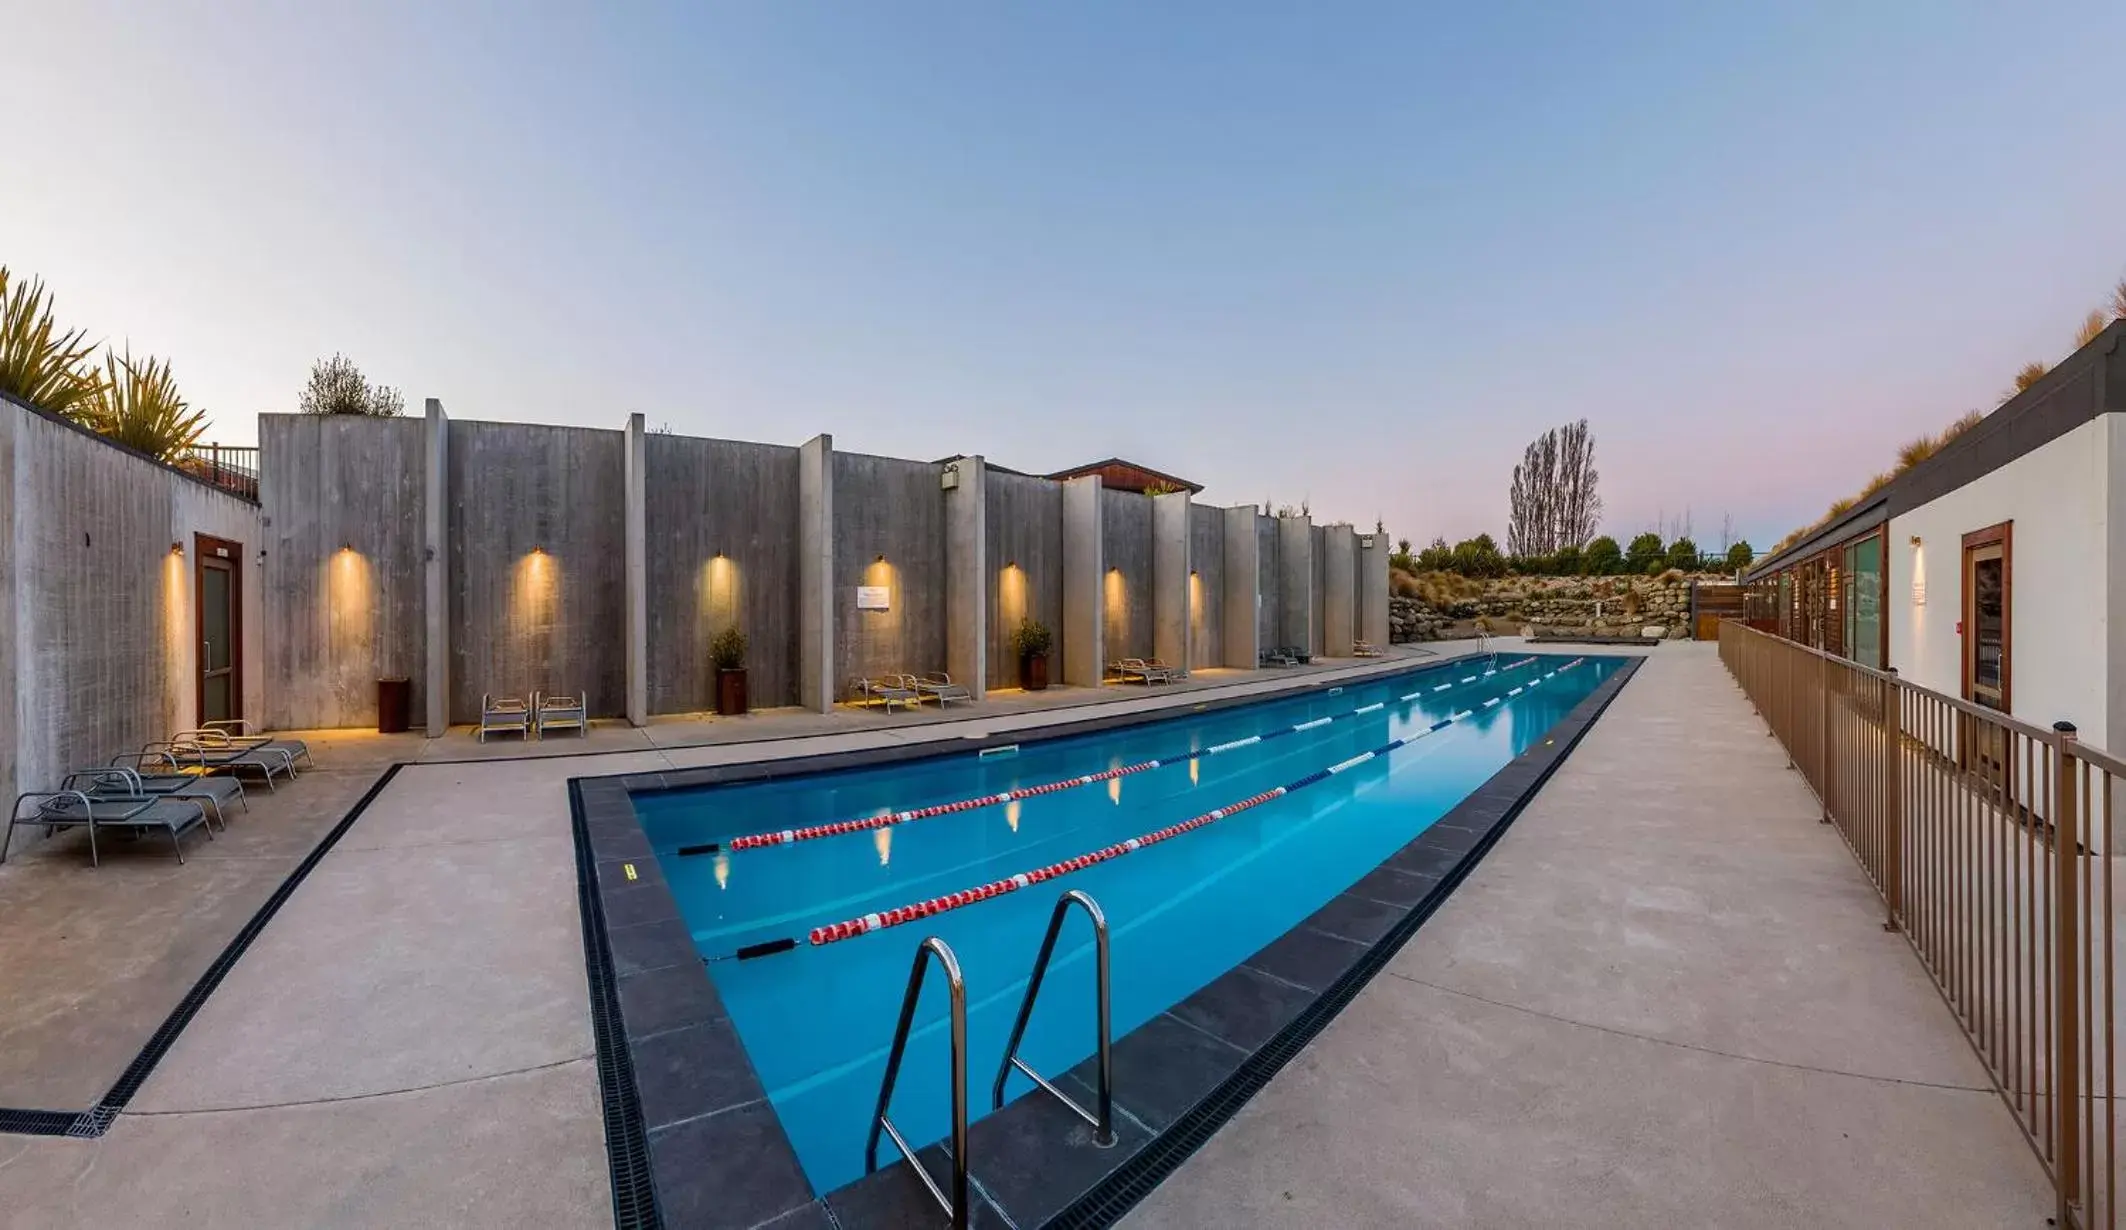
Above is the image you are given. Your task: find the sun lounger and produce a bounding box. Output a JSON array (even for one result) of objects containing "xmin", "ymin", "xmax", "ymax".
[
  {"xmin": 1353, "ymin": 640, "xmax": 1384, "ymax": 658},
  {"xmin": 196, "ymin": 720, "xmax": 314, "ymax": 770},
  {"xmin": 1110, "ymin": 658, "xmax": 1176, "ymax": 686},
  {"xmin": 535, "ymin": 691, "xmax": 588, "ymax": 738},
  {"xmin": 146, "ymin": 738, "xmax": 297, "ymax": 792},
  {"xmin": 96, "ymin": 757, "xmax": 247, "ymax": 827},
  {"xmin": 907, "ymin": 673, "xmax": 973, "ymax": 707},
  {"xmin": 3, "ymin": 789, "xmax": 210, "ymax": 867},
  {"xmin": 1259, "ymin": 648, "xmax": 1296, "ymax": 668},
  {"xmin": 1282, "ymin": 646, "xmax": 1313, "ymax": 665},
  {"xmin": 852, "ymin": 677, "xmax": 921, "ymax": 712},
  {"xmin": 1142, "ymin": 657, "xmax": 1183, "ymax": 683},
  {"xmin": 480, "ymin": 694, "xmax": 531, "ymax": 742}
]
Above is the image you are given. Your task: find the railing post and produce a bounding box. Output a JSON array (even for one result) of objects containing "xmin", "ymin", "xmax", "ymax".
[
  {"xmin": 1883, "ymin": 669, "xmax": 1902, "ymax": 932},
  {"xmin": 1819, "ymin": 648, "xmax": 1833, "ymax": 824},
  {"xmin": 2053, "ymin": 721, "xmax": 2082, "ymax": 1224}
]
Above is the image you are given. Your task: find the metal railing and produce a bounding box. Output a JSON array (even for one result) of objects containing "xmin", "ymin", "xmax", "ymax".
[
  {"xmin": 1719, "ymin": 620, "xmax": 2119, "ymax": 1228},
  {"xmin": 177, "ymin": 444, "xmax": 260, "ymax": 501},
  {"xmin": 867, "ymin": 937, "xmax": 969, "ymax": 1229},
  {"xmin": 992, "ymin": 890, "xmax": 1115, "ymax": 1145}
]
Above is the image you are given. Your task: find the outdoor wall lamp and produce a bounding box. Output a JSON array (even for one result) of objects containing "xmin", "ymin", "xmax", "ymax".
[
  {"xmin": 1908, "ymin": 535, "xmax": 1923, "ymax": 547},
  {"xmin": 169, "ymin": 541, "xmax": 183, "ymax": 556},
  {"xmin": 875, "ymin": 553, "xmax": 886, "ymax": 563}
]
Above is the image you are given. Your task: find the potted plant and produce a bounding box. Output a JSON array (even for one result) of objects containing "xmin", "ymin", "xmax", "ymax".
[
  {"xmin": 1011, "ymin": 618, "xmax": 1053, "ymax": 691},
  {"xmin": 711, "ymin": 626, "xmax": 748, "ymax": 716}
]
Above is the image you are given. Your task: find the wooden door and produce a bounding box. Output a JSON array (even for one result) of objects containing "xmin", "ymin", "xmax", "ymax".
[
  {"xmin": 1960, "ymin": 523, "xmax": 2011, "ymax": 787},
  {"xmin": 196, "ymin": 534, "xmax": 243, "ymax": 725}
]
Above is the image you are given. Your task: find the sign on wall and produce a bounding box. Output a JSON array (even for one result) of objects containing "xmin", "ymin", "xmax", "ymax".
[{"xmin": 857, "ymin": 586, "xmax": 891, "ymax": 611}]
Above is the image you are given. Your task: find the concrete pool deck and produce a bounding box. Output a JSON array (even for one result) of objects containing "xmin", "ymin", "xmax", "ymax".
[{"xmin": 0, "ymin": 641, "xmax": 2054, "ymax": 1228}]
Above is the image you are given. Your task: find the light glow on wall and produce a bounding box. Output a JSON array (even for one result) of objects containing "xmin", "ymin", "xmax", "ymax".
[
  {"xmin": 512, "ymin": 549, "xmax": 560, "ymax": 634},
  {"xmin": 860, "ymin": 557, "xmax": 902, "ymax": 668},
  {"xmin": 1104, "ymin": 567, "xmax": 1129, "ymax": 653},
  {"xmin": 163, "ymin": 551, "xmax": 190, "ymax": 706},
  {"xmin": 329, "ymin": 547, "xmax": 375, "ymax": 660},
  {"xmin": 999, "ymin": 563, "xmax": 1028, "ymax": 633},
  {"xmin": 1188, "ymin": 571, "xmax": 1206, "ymax": 660},
  {"xmin": 700, "ymin": 554, "xmax": 741, "ymax": 633}
]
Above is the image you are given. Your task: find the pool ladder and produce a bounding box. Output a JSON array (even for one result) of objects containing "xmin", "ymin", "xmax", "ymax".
[
  {"xmin": 866, "ymin": 890, "xmax": 1116, "ymax": 1229},
  {"xmin": 992, "ymin": 889, "xmax": 1114, "ymax": 1146}
]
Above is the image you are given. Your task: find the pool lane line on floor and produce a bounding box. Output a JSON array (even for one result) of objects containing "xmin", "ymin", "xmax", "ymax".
[
  {"xmin": 714, "ymin": 658, "xmax": 1585, "ymax": 959},
  {"xmin": 686, "ymin": 656, "xmax": 1543, "ymax": 858}
]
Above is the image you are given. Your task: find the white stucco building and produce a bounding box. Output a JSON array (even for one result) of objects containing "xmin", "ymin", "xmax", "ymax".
[{"xmin": 1746, "ymin": 320, "xmax": 2125, "ymax": 750}]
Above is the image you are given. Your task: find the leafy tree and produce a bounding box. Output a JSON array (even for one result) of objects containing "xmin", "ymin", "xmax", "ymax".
[
  {"xmin": 81, "ymin": 347, "xmax": 208, "ymax": 461},
  {"xmin": 1551, "ymin": 544, "xmax": 1583, "ymax": 575},
  {"xmin": 1450, "ymin": 533, "xmax": 1507, "ymax": 578},
  {"xmin": 1415, "ymin": 536, "xmax": 1454, "ymax": 571},
  {"xmin": 1582, "ymin": 535, "xmax": 1622, "ymax": 575},
  {"xmin": 299, "ymin": 353, "xmax": 404, "ymax": 416},
  {"xmin": 1724, "ymin": 540, "xmax": 1755, "ymax": 571},
  {"xmin": 1665, "ymin": 537, "xmax": 1701, "ymax": 572},
  {"xmin": 0, "ymin": 266, "xmax": 102, "ymax": 421},
  {"xmin": 1624, "ymin": 532, "xmax": 1665, "ymax": 574}
]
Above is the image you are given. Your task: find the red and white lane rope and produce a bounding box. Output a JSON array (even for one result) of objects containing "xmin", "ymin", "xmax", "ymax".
[
  {"xmin": 797, "ymin": 658, "xmax": 1585, "ymax": 949},
  {"xmin": 700, "ymin": 656, "xmax": 1542, "ymax": 855}
]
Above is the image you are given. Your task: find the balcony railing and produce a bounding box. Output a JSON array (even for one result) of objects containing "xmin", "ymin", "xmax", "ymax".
[
  {"xmin": 177, "ymin": 444, "xmax": 259, "ymax": 501},
  {"xmin": 1719, "ymin": 620, "xmax": 2120, "ymax": 1228}
]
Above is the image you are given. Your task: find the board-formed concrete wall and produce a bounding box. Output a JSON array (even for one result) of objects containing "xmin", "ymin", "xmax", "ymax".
[
  {"xmin": 1278, "ymin": 515, "xmax": 1314, "ymax": 653},
  {"xmin": 260, "ymin": 414, "xmax": 427, "ymax": 730},
  {"xmin": 1102, "ymin": 488, "xmax": 1154, "ymax": 662},
  {"xmin": 1188, "ymin": 503, "xmax": 1225, "ymax": 670},
  {"xmin": 644, "ymin": 435, "xmax": 801, "ymax": 713},
  {"xmin": 1359, "ymin": 530, "xmax": 1390, "ymax": 649},
  {"xmin": 1310, "ymin": 524, "xmax": 1329, "ymax": 658},
  {"xmin": 985, "ymin": 470, "xmax": 1065, "ymax": 689},
  {"xmin": 1257, "ymin": 514, "xmax": 1281, "ymax": 651},
  {"xmin": 1321, "ymin": 524, "xmax": 1356, "ymax": 658},
  {"xmin": 448, "ymin": 420, "xmax": 627, "ymax": 722},
  {"xmin": 5, "ymin": 396, "xmax": 263, "ymax": 808},
  {"xmin": 833, "ymin": 451, "xmax": 946, "ymax": 690}
]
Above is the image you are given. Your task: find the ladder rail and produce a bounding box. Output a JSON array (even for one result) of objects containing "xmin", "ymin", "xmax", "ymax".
[
  {"xmin": 990, "ymin": 889, "xmax": 1114, "ymax": 1145},
  {"xmin": 866, "ymin": 936, "xmax": 969, "ymax": 1228}
]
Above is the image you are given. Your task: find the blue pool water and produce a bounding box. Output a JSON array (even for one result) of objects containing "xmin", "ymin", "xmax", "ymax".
[{"xmin": 638, "ymin": 653, "xmax": 1622, "ymax": 1193}]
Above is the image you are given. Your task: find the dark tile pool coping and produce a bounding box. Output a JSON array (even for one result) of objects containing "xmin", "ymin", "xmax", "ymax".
[{"xmin": 568, "ymin": 652, "xmax": 1643, "ymax": 1229}]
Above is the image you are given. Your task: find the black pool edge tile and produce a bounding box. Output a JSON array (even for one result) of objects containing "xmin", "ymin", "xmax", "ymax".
[{"xmin": 569, "ymin": 651, "xmax": 1640, "ymax": 1230}]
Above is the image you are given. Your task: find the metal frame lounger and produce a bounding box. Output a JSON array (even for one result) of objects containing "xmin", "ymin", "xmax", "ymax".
[
  {"xmin": 1260, "ymin": 648, "xmax": 1297, "ymax": 668},
  {"xmin": 1353, "ymin": 639, "xmax": 1385, "ymax": 658},
  {"xmin": 535, "ymin": 690, "xmax": 589, "ymax": 738},
  {"xmin": 1110, "ymin": 658, "xmax": 1176, "ymax": 686},
  {"xmin": 1141, "ymin": 657, "xmax": 1183, "ymax": 683},
  {"xmin": 3, "ymin": 789, "xmax": 210, "ymax": 867},
  {"xmin": 196, "ymin": 720, "xmax": 314, "ymax": 770},
  {"xmin": 908, "ymin": 673, "xmax": 973, "ymax": 707},
  {"xmin": 852, "ymin": 677, "xmax": 921, "ymax": 712},
  {"xmin": 147, "ymin": 738, "xmax": 297, "ymax": 792},
  {"xmin": 480, "ymin": 694, "xmax": 532, "ymax": 742},
  {"xmin": 94, "ymin": 758, "xmax": 246, "ymax": 827}
]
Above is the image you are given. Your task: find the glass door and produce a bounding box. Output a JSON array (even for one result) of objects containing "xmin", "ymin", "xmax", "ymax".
[{"xmin": 196, "ymin": 536, "xmax": 242, "ymax": 725}]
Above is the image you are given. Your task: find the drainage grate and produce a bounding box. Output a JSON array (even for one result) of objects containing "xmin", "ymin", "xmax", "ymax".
[
  {"xmin": 572, "ymin": 780, "xmax": 662, "ymax": 1230},
  {"xmin": 0, "ymin": 1109, "xmax": 85, "ymax": 1136},
  {"xmin": 1043, "ymin": 659, "xmax": 1642, "ymax": 1229}
]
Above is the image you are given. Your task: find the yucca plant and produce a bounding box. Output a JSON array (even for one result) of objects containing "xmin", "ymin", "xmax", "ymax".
[
  {"xmin": 82, "ymin": 347, "xmax": 210, "ymax": 461},
  {"xmin": 0, "ymin": 266, "xmax": 103, "ymax": 420}
]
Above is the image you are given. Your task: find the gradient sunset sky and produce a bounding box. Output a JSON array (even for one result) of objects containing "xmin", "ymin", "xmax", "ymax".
[{"xmin": 5, "ymin": 2, "xmax": 2122, "ymax": 550}]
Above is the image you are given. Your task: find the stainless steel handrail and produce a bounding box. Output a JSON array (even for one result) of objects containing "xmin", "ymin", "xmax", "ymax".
[
  {"xmin": 866, "ymin": 936, "xmax": 969, "ymax": 1229},
  {"xmin": 990, "ymin": 889, "xmax": 1114, "ymax": 1146}
]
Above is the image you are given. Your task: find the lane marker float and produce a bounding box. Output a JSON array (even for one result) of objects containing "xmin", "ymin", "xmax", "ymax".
[
  {"xmin": 696, "ymin": 657, "xmax": 1542, "ymax": 855},
  {"xmin": 793, "ymin": 658, "xmax": 1585, "ymax": 950}
]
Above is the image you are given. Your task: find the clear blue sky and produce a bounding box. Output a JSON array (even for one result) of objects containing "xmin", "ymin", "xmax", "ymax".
[{"xmin": 5, "ymin": 2, "xmax": 2122, "ymax": 550}]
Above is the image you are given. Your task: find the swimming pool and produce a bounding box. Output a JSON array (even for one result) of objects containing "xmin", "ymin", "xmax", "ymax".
[{"xmin": 636, "ymin": 652, "xmax": 1625, "ymax": 1195}]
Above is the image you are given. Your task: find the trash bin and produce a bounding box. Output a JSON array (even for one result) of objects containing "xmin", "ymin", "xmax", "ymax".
[{"xmin": 377, "ymin": 677, "xmax": 412, "ymax": 734}]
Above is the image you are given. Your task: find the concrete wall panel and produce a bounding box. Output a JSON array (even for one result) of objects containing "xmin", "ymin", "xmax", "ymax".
[
  {"xmin": 985, "ymin": 471, "xmax": 1065, "ymax": 690},
  {"xmin": 1, "ymin": 406, "xmax": 15, "ymax": 806},
  {"xmin": 1278, "ymin": 516, "xmax": 1314, "ymax": 653},
  {"xmin": 833, "ymin": 451, "xmax": 946, "ymax": 690},
  {"xmin": 8, "ymin": 401, "xmax": 261, "ymax": 803},
  {"xmin": 1188, "ymin": 503, "xmax": 1225, "ymax": 670},
  {"xmin": 1062, "ymin": 477, "xmax": 1104, "ymax": 687},
  {"xmin": 1359, "ymin": 529, "xmax": 1391, "ymax": 649},
  {"xmin": 944, "ymin": 457, "xmax": 987, "ymax": 699},
  {"xmin": 1321, "ymin": 524, "xmax": 1356, "ymax": 658},
  {"xmin": 1310, "ymin": 524, "xmax": 1329, "ymax": 658},
  {"xmin": 1257, "ymin": 515, "xmax": 1280, "ymax": 651},
  {"xmin": 1221, "ymin": 505, "xmax": 1259, "ymax": 669},
  {"xmin": 644, "ymin": 434, "xmax": 801, "ymax": 713},
  {"xmin": 448, "ymin": 421, "xmax": 627, "ymax": 722},
  {"xmin": 260, "ymin": 414, "xmax": 426, "ymax": 730},
  {"xmin": 1102, "ymin": 488, "xmax": 1154, "ymax": 662}
]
